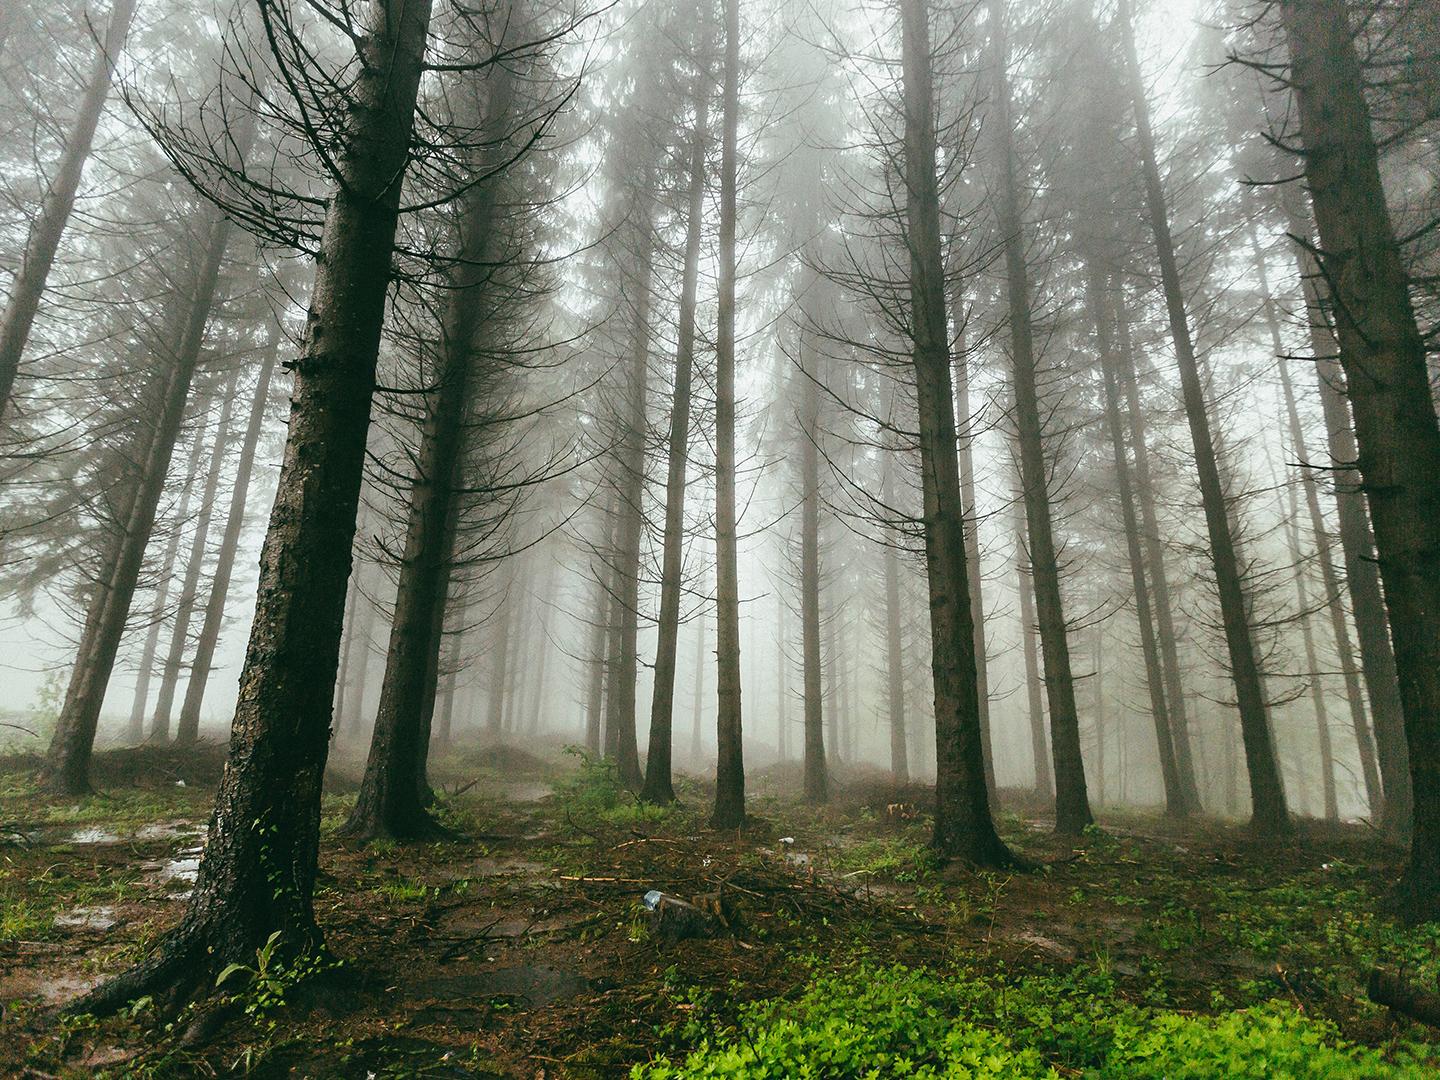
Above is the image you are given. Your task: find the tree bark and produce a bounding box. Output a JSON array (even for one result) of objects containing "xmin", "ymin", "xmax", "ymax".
[
  {"xmin": 0, "ymin": 0, "xmax": 138, "ymax": 426},
  {"xmin": 1016, "ymin": 500, "xmax": 1052, "ymax": 799},
  {"xmin": 952, "ymin": 319, "xmax": 995, "ymax": 798},
  {"xmin": 710, "ymin": 0, "xmax": 745, "ymax": 830},
  {"xmin": 642, "ymin": 79, "xmax": 710, "ymax": 804},
  {"xmin": 1118, "ymin": 0, "xmax": 1289, "ymax": 833},
  {"xmin": 1280, "ymin": 193, "xmax": 1410, "ymax": 835},
  {"xmin": 151, "ymin": 370, "xmax": 240, "ymax": 741},
  {"xmin": 1279, "ymin": 0, "xmax": 1440, "ymax": 920},
  {"xmin": 900, "ymin": 0, "xmax": 1012, "ymax": 866},
  {"xmin": 1087, "ymin": 262, "xmax": 1187, "ymax": 815},
  {"xmin": 346, "ymin": 49, "xmax": 516, "ymax": 838},
  {"xmin": 989, "ymin": 0, "xmax": 1091, "ymax": 834},
  {"xmin": 74, "ymin": 0, "xmax": 436, "ymax": 1012},
  {"xmin": 1250, "ymin": 226, "xmax": 1378, "ymax": 819},
  {"xmin": 177, "ymin": 330, "xmax": 281, "ymax": 744}
]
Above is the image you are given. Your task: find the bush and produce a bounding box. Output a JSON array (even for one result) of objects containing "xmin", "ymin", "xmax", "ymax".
[{"xmin": 635, "ymin": 964, "xmax": 1435, "ymax": 1079}]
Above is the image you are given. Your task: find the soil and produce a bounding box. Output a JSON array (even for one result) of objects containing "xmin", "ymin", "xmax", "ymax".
[{"xmin": 0, "ymin": 743, "xmax": 1436, "ymax": 1077}]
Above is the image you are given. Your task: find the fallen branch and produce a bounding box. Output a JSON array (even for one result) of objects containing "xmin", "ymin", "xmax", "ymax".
[{"xmin": 1368, "ymin": 967, "xmax": 1440, "ymax": 1028}]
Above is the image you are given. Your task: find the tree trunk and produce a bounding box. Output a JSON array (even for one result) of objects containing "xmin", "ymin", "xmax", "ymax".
[
  {"xmin": 151, "ymin": 370, "xmax": 240, "ymax": 741},
  {"xmin": 1118, "ymin": 0, "xmax": 1289, "ymax": 833},
  {"xmin": 604, "ymin": 190, "xmax": 655, "ymax": 792},
  {"xmin": 488, "ymin": 593, "xmax": 513, "ymax": 735},
  {"xmin": 1249, "ymin": 226, "xmax": 1378, "ymax": 819},
  {"xmin": 1280, "ymin": 193, "xmax": 1410, "ymax": 835},
  {"xmin": 642, "ymin": 80, "xmax": 710, "ymax": 804},
  {"xmin": 989, "ymin": 0, "xmax": 1091, "ymax": 834},
  {"xmin": 883, "ymin": 450, "xmax": 909, "ymax": 782},
  {"xmin": 177, "ymin": 330, "xmax": 281, "ymax": 744},
  {"xmin": 43, "ymin": 205, "xmax": 235, "ymax": 795},
  {"xmin": 346, "ymin": 49, "xmax": 516, "ymax": 838},
  {"xmin": 1016, "ymin": 501, "xmax": 1052, "ymax": 799},
  {"xmin": 74, "ymin": 0, "xmax": 436, "ymax": 1012},
  {"xmin": 709, "ymin": 0, "xmax": 745, "ymax": 830},
  {"xmin": 1279, "ymin": 0, "xmax": 1440, "ymax": 920},
  {"xmin": 776, "ymin": 601, "xmax": 789, "ymax": 762},
  {"xmin": 690, "ymin": 614, "xmax": 707, "ymax": 762},
  {"xmin": 126, "ymin": 422, "xmax": 209, "ymax": 744},
  {"xmin": 800, "ymin": 309, "xmax": 828, "ymax": 803},
  {"xmin": 900, "ymin": 0, "xmax": 1012, "ymax": 866},
  {"xmin": 952, "ymin": 320, "xmax": 995, "ymax": 798},
  {"xmin": 1113, "ymin": 287, "xmax": 1201, "ymax": 809},
  {"xmin": 0, "ymin": 0, "xmax": 138, "ymax": 425},
  {"xmin": 1087, "ymin": 262, "xmax": 1187, "ymax": 815},
  {"xmin": 1272, "ymin": 452, "xmax": 1340, "ymax": 820},
  {"xmin": 583, "ymin": 505, "xmax": 614, "ymax": 754}
]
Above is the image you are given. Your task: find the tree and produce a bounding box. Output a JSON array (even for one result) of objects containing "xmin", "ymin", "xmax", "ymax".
[
  {"xmin": 1277, "ymin": 0, "xmax": 1440, "ymax": 921},
  {"xmin": 75, "ymin": 0, "xmax": 438, "ymax": 1011},
  {"xmin": 710, "ymin": 0, "xmax": 745, "ymax": 830},
  {"xmin": 1117, "ymin": 0, "xmax": 1289, "ymax": 834},
  {"xmin": 642, "ymin": 47, "xmax": 712, "ymax": 805},
  {"xmin": 988, "ymin": 0, "xmax": 1091, "ymax": 834},
  {"xmin": 900, "ymin": 0, "xmax": 1013, "ymax": 866},
  {"xmin": 0, "ymin": 0, "xmax": 138, "ymax": 427}
]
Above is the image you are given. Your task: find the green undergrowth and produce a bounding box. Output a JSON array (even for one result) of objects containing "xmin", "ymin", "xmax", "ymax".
[{"xmin": 637, "ymin": 961, "xmax": 1438, "ymax": 1079}]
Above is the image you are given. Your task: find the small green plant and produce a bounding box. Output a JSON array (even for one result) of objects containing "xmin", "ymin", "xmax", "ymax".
[{"xmin": 215, "ymin": 931, "xmax": 337, "ymax": 1018}]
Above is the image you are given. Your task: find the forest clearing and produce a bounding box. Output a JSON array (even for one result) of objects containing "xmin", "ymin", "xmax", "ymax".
[{"xmin": 1, "ymin": 0, "xmax": 1438, "ymax": 1073}]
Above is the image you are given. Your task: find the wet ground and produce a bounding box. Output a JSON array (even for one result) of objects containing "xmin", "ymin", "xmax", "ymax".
[{"xmin": 1, "ymin": 743, "xmax": 1438, "ymax": 1077}]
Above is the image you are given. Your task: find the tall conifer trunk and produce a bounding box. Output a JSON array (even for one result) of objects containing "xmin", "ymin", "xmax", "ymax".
[
  {"xmin": 989, "ymin": 0, "xmax": 1090, "ymax": 833},
  {"xmin": 1279, "ymin": 0, "xmax": 1440, "ymax": 919},
  {"xmin": 1117, "ymin": 0, "xmax": 1288, "ymax": 833},
  {"xmin": 710, "ymin": 0, "xmax": 745, "ymax": 829},
  {"xmin": 900, "ymin": 0, "xmax": 1011, "ymax": 865},
  {"xmin": 76, "ymin": 0, "xmax": 438, "ymax": 1010}
]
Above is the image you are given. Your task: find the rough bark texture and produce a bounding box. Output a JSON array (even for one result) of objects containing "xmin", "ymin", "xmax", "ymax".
[
  {"xmin": 642, "ymin": 82, "xmax": 710, "ymax": 805},
  {"xmin": 901, "ymin": 0, "xmax": 1012, "ymax": 866},
  {"xmin": 177, "ymin": 331, "xmax": 281, "ymax": 743},
  {"xmin": 346, "ymin": 51, "xmax": 516, "ymax": 839},
  {"xmin": 1280, "ymin": 0, "xmax": 1440, "ymax": 921},
  {"xmin": 1087, "ymin": 263, "xmax": 1186, "ymax": 815},
  {"xmin": 1119, "ymin": 0, "xmax": 1289, "ymax": 834},
  {"xmin": 0, "ymin": 0, "xmax": 138, "ymax": 425},
  {"xmin": 710, "ymin": 0, "xmax": 745, "ymax": 830},
  {"xmin": 43, "ymin": 206, "xmax": 235, "ymax": 795},
  {"xmin": 73, "ymin": 0, "xmax": 435, "ymax": 1012},
  {"xmin": 990, "ymin": 0, "xmax": 1091, "ymax": 834}
]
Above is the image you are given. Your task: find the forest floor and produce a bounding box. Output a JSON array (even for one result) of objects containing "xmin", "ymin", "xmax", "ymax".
[{"xmin": 1, "ymin": 741, "xmax": 1438, "ymax": 1078}]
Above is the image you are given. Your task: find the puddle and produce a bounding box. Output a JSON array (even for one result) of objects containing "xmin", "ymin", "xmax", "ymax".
[
  {"xmin": 134, "ymin": 820, "xmax": 204, "ymax": 842},
  {"xmin": 65, "ymin": 827, "xmax": 121, "ymax": 845},
  {"xmin": 0, "ymin": 971, "xmax": 102, "ymax": 1004},
  {"xmin": 53, "ymin": 905, "xmax": 118, "ymax": 931},
  {"xmin": 405, "ymin": 964, "xmax": 590, "ymax": 1009}
]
